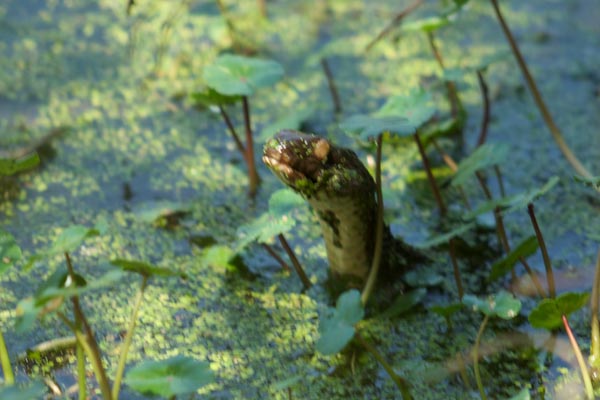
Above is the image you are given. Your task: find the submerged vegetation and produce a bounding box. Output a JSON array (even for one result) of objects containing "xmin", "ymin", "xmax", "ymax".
[{"xmin": 1, "ymin": 0, "xmax": 599, "ymax": 398}]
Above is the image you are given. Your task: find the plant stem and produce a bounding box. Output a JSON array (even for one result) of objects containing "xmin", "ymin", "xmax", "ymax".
[
  {"xmin": 431, "ymin": 139, "xmax": 470, "ymax": 209},
  {"xmin": 476, "ymin": 70, "xmax": 490, "ymax": 147},
  {"xmin": 218, "ymin": 105, "xmax": 246, "ymax": 158},
  {"xmin": 242, "ymin": 96, "xmax": 260, "ymax": 197},
  {"xmin": 0, "ymin": 331, "xmax": 14, "ymax": 385},
  {"xmin": 277, "ymin": 234, "xmax": 311, "ymax": 289},
  {"xmin": 527, "ymin": 203, "xmax": 555, "ymax": 298},
  {"xmin": 64, "ymin": 252, "xmax": 113, "ymax": 400},
  {"xmin": 489, "ymin": 0, "xmax": 592, "ymax": 179},
  {"xmin": 355, "ymin": 331, "xmax": 413, "ymax": 399},
  {"xmin": 320, "ymin": 58, "xmax": 342, "ymax": 114},
  {"xmin": 473, "ymin": 315, "xmax": 490, "ymax": 400},
  {"xmin": 257, "ymin": 0, "xmax": 267, "ymax": 17},
  {"xmin": 361, "ymin": 134, "xmax": 384, "ymax": 305},
  {"xmin": 112, "ymin": 275, "xmax": 148, "ymax": 400},
  {"xmin": 426, "ymin": 31, "xmax": 460, "ymax": 118},
  {"xmin": 365, "ymin": 0, "xmax": 424, "ymax": 51},
  {"xmin": 448, "ymin": 239, "xmax": 464, "ymax": 300},
  {"xmin": 414, "ymin": 132, "xmax": 446, "ymax": 216},
  {"xmin": 562, "ymin": 315, "xmax": 595, "ymax": 399},
  {"xmin": 493, "ymin": 166, "xmax": 506, "ymax": 197},
  {"xmin": 57, "ymin": 313, "xmax": 113, "ymax": 400},
  {"xmin": 262, "ymin": 243, "xmax": 291, "ymax": 272},
  {"xmin": 591, "ymin": 251, "xmax": 600, "ymax": 367},
  {"xmin": 76, "ymin": 340, "xmax": 86, "ymax": 400}
]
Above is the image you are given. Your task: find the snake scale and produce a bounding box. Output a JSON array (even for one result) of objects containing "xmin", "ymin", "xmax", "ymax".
[{"xmin": 263, "ymin": 130, "xmax": 422, "ymax": 287}]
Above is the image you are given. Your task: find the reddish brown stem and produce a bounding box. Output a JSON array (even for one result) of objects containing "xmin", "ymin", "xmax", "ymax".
[
  {"xmin": 365, "ymin": 0, "xmax": 424, "ymax": 52},
  {"xmin": 218, "ymin": 105, "xmax": 246, "ymax": 158},
  {"xmin": 262, "ymin": 243, "xmax": 291, "ymax": 272},
  {"xmin": 321, "ymin": 58, "xmax": 342, "ymax": 114},
  {"xmin": 277, "ymin": 234, "xmax": 311, "ymax": 289},
  {"xmin": 414, "ymin": 133, "xmax": 446, "ymax": 216},
  {"xmin": 449, "ymin": 239, "xmax": 464, "ymax": 300},
  {"xmin": 242, "ymin": 96, "xmax": 260, "ymax": 196},
  {"xmin": 476, "ymin": 70, "xmax": 490, "ymax": 147},
  {"xmin": 527, "ymin": 203, "xmax": 556, "ymax": 298},
  {"xmin": 427, "ymin": 32, "xmax": 459, "ymax": 118}
]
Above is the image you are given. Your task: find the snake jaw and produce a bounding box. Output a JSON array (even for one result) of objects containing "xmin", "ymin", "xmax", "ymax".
[{"xmin": 262, "ymin": 130, "xmax": 332, "ymax": 194}]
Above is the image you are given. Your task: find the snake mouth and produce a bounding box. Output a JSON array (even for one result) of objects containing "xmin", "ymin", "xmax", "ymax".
[{"xmin": 262, "ymin": 150, "xmax": 308, "ymax": 186}]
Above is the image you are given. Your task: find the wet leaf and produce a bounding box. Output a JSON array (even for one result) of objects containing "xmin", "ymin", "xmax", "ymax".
[
  {"xmin": 110, "ymin": 259, "xmax": 185, "ymax": 279},
  {"xmin": 203, "ymin": 54, "xmax": 284, "ymax": 96},
  {"xmin": 316, "ymin": 290, "xmax": 364, "ymax": 355},
  {"xmin": 573, "ymin": 174, "xmax": 600, "ymax": 189},
  {"xmin": 191, "ymin": 88, "xmax": 241, "ymax": 107},
  {"xmin": 403, "ymin": 270, "xmax": 444, "ymax": 287},
  {"xmin": 415, "ymin": 222, "xmax": 476, "ymax": 248},
  {"xmin": 488, "ymin": 236, "xmax": 539, "ymax": 282},
  {"xmin": 376, "ymin": 89, "xmax": 436, "ymax": 129},
  {"xmin": 529, "ymin": 292, "xmax": 590, "ymax": 330},
  {"xmin": 0, "ymin": 152, "xmax": 40, "ymax": 176},
  {"xmin": 268, "ymin": 188, "xmax": 306, "ymax": 217},
  {"xmin": 15, "ymin": 269, "xmax": 125, "ymax": 332},
  {"xmin": 463, "ymin": 291, "xmax": 521, "ymax": 319},
  {"xmin": 378, "ymin": 288, "xmax": 427, "ymax": 319},
  {"xmin": 502, "ymin": 176, "xmax": 559, "ymax": 214},
  {"xmin": 202, "ymin": 245, "xmax": 235, "ymax": 269},
  {"xmin": 451, "ymin": 143, "xmax": 509, "ymax": 187},
  {"xmin": 340, "ymin": 114, "xmax": 415, "ymax": 140},
  {"xmin": 235, "ymin": 212, "xmax": 294, "ymax": 250},
  {"xmin": 124, "ymin": 355, "xmax": 214, "ymax": 397},
  {"xmin": 0, "ymin": 380, "xmax": 47, "ymax": 400},
  {"xmin": 0, "ymin": 230, "xmax": 21, "ymax": 275}
]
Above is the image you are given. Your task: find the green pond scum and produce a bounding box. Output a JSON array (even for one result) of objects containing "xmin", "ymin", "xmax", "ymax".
[{"xmin": 1, "ymin": 0, "xmax": 600, "ymax": 399}]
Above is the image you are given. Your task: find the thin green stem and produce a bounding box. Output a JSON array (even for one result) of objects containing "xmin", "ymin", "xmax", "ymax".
[
  {"xmin": 355, "ymin": 331, "xmax": 412, "ymax": 399},
  {"xmin": 590, "ymin": 251, "xmax": 600, "ymax": 367},
  {"xmin": 76, "ymin": 340, "xmax": 86, "ymax": 400},
  {"xmin": 112, "ymin": 275, "xmax": 148, "ymax": 400},
  {"xmin": 473, "ymin": 315, "xmax": 490, "ymax": 400},
  {"xmin": 321, "ymin": 58, "xmax": 342, "ymax": 114},
  {"xmin": 242, "ymin": 96, "xmax": 260, "ymax": 196},
  {"xmin": 527, "ymin": 203, "xmax": 555, "ymax": 298},
  {"xmin": 489, "ymin": 0, "xmax": 592, "ymax": 179},
  {"xmin": 0, "ymin": 331, "xmax": 14, "ymax": 385},
  {"xmin": 562, "ymin": 315, "xmax": 595, "ymax": 399},
  {"xmin": 365, "ymin": 0, "xmax": 424, "ymax": 52},
  {"xmin": 361, "ymin": 134, "xmax": 384, "ymax": 305},
  {"xmin": 64, "ymin": 252, "xmax": 113, "ymax": 400},
  {"xmin": 476, "ymin": 70, "xmax": 490, "ymax": 147},
  {"xmin": 57, "ymin": 312, "xmax": 113, "ymax": 400}
]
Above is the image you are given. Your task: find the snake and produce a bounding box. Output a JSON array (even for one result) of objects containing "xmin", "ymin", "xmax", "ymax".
[{"xmin": 263, "ymin": 129, "xmax": 421, "ymax": 287}]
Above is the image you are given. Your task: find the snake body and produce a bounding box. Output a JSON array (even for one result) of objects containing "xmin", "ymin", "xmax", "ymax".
[{"xmin": 263, "ymin": 130, "xmax": 417, "ymax": 285}]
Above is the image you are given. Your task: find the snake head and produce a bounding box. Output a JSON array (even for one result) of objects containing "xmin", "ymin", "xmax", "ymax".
[{"xmin": 263, "ymin": 130, "xmax": 331, "ymax": 196}]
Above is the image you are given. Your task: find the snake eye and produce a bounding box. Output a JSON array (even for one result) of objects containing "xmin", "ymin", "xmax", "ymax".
[{"xmin": 313, "ymin": 139, "xmax": 330, "ymax": 161}]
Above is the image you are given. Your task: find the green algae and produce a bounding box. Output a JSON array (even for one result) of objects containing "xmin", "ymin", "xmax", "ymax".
[{"xmin": 0, "ymin": 0, "xmax": 598, "ymax": 398}]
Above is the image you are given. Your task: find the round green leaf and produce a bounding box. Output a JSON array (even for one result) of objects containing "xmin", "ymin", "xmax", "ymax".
[
  {"xmin": 451, "ymin": 144, "xmax": 509, "ymax": 187},
  {"xmin": 0, "ymin": 229, "xmax": 22, "ymax": 274},
  {"xmin": 529, "ymin": 292, "xmax": 590, "ymax": 330},
  {"xmin": 316, "ymin": 290, "xmax": 364, "ymax": 355},
  {"xmin": 125, "ymin": 355, "xmax": 214, "ymax": 397},
  {"xmin": 191, "ymin": 88, "xmax": 241, "ymax": 107},
  {"xmin": 376, "ymin": 89, "xmax": 436, "ymax": 129},
  {"xmin": 340, "ymin": 114, "xmax": 415, "ymax": 140},
  {"xmin": 429, "ymin": 302, "xmax": 463, "ymax": 318},
  {"xmin": 50, "ymin": 225, "xmax": 100, "ymax": 255},
  {"xmin": 463, "ymin": 291, "xmax": 521, "ymax": 319},
  {"xmin": 203, "ymin": 54, "xmax": 284, "ymax": 96}
]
